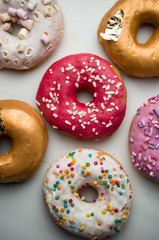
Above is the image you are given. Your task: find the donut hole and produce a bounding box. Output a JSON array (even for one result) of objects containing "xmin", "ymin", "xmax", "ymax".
[
  {"xmin": 10, "ymin": 22, "xmax": 22, "ymax": 37},
  {"xmin": 78, "ymin": 185, "xmax": 98, "ymax": 203},
  {"xmin": 77, "ymin": 89, "xmax": 93, "ymax": 104},
  {"xmin": 136, "ymin": 23, "xmax": 156, "ymax": 44},
  {"xmin": 0, "ymin": 135, "xmax": 12, "ymax": 155}
]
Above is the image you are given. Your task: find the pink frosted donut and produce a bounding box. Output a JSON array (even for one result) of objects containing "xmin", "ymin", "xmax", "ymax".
[
  {"xmin": 129, "ymin": 95, "xmax": 159, "ymax": 182},
  {"xmin": 36, "ymin": 53, "xmax": 127, "ymax": 140}
]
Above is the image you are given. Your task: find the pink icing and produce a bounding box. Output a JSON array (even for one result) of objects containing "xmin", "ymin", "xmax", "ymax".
[
  {"xmin": 129, "ymin": 95, "xmax": 159, "ymax": 182},
  {"xmin": 36, "ymin": 53, "xmax": 127, "ymax": 140}
]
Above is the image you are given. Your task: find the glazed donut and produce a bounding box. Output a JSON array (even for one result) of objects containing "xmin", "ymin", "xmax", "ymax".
[
  {"xmin": 97, "ymin": 0, "xmax": 159, "ymax": 78},
  {"xmin": 129, "ymin": 95, "xmax": 159, "ymax": 182},
  {"xmin": 0, "ymin": 100, "xmax": 48, "ymax": 183},
  {"xmin": 0, "ymin": 0, "xmax": 63, "ymax": 70},
  {"xmin": 43, "ymin": 148, "xmax": 132, "ymax": 239},
  {"xmin": 36, "ymin": 53, "xmax": 127, "ymax": 140}
]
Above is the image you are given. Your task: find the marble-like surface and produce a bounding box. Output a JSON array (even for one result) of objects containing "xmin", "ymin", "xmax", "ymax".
[{"xmin": 0, "ymin": 1, "xmax": 159, "ymax": 240}]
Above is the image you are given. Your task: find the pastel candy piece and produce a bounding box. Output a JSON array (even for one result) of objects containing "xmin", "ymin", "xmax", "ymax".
[
  {"xmin": 36, "ymin": 53, "xmax": 127, "ymax": 140},
  {"xmin": 16, "ymin": 8, "xmax": 28, "ymax": 20},
  {"xmin": 129, "ymin": 95, "xmax": 159, "ymax": 182},
  {"xmin": 43, "ymin": 149, "xmax": 132, "ymax": 239},
  {"xmin": 8, "ymin": 7, "xmax": 17, "ymax": 17}
]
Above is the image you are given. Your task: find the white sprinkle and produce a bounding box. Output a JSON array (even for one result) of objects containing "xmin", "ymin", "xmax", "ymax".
[
  {"xmin": 110, "ymin": 102, "xmax": 115, "ymax": 106},
  {"xmin": 53, "ymin": 113, "xmax": 58, "ymax": 118},
  {"xmin": 77, "ymin": 75, "xmax": 80, "ymax": 82},
  {"xmin": 50, "ymin": 88, "xmax": 55, "ymax": 91},
  {"xmin": 94, "ymin": 93, "xmax": 97, "ymax": 97},
  {"xmin": 92, "ymin": 128, "xmax": 96, "ymax": 132},
  {"xmin": 106, "ymin": 121, "xmax": 112, "ymax": 128},
  {"xmin": 107, "ymin": 108, "xmax": 113, "ymax": 112},
  {"xmin": 42, "ymin": 97, "xmax": 45, "ymax": 102},
  {"xmin": 101, "ymin": 75, "xmax": 107, "ymax": 80},
  {"xmin": 66, "ymin": 66, "xmax": 74, "ymax": 71},
  {"xmin": 105, "ymin": 91, "xmax": 114, "ymax": 95},
  {"xmin": 66, "ymin": 80, "xmax": 69, "ymax": 84},
  {"xmin": 61, "ymin": 67, "xmax": 64, "ymax": 72},
  {"xmin": 93, "ymin": 82, "xmax": 96, "ymax": 88},
  {"xmin": 94, "ymin": 120, "xmax": 99, "ymax": 124},
  {"xmin": 88, "ymin": 108, "xmax": 91, "ymax": 113},
  {"xmin": 115, "ymin": 91, "xmax": 119, "ymax": 95},
  {"xmin": 103, "ymin": 96, "xmax": 107, "ymax": 101},
  {"xmin": 88, "ymin": 79, "xmax": 92, "ymax": 82},
  {"xmin": 49, "ymin": 92, "xmax": 53, "ymax": 98},
  {"xmin": 98, "ymin": 66, "xmax": 102, "ymax": 70},
  {"xmin": 116, "ymin": 82, "xmax": 122, "ymax": 89},
  {"xmin": 65, "ymin": 120, "xmax": 71, "ymax": 125},
  {"xmin": 115, "ymin": 106, "xmax": 119, "ymax": 110},
  {"xmin": 73, "ymin": 69, "xmax": 76, "ymax": 72},
  {"xmin": 95, "ymin": 59, "xmax": 100, "ymax": 66},
  {"xmin": 110, "ymin": 65, "xmax": 113, "ymax": 68},
  {"xmin": 66, "ymin": 102, "xmax": 69, "ymax": 106},
  {"xmin": 46, "ymin": 104, "xmax": 50, "ymax": 109},
  {"xmin": 66, "ymin": 76, "xmax": 70, "ymax": 80},
  {"xmin": 90, "ymin": 114, "xmax": 96, "ymax": 118},
  {"xmin": 52, "ymin": 125, "xmax": 58, "ymax": 129},
  {"xmin": 101, "ymin": 103, "xmax": 105, "ymax": 110},
  {"xmin": 72, "ymin": 126, "xmax": 76, "ymax": 131},
  {"xmin": 102, "ymin": 122, "xmax": 106, "ymax": 125},
  {"xmin": 95, "ymin": 132, "xmax": 99, "ymax": 135},
  {"xmin": 75, "ymin": 83, "xmax": 79, "ymax": 88},
  {"xmin": 81, "ymin": 124, "xmax": 85, "ymax": 129},
  {"xmin": 106, "ymin": 85, "xmax": 110, "ymax": 90},
  {"xmin": 81, "ymin": 69, "xmax": 85, "ymax": 74},
  {"xmin": 73, "ymin": 106, "xmax": 76, "ymax": 110},
  {"xmin": 66, "ymin": 110, "xmax": 72, "ymax": 115},
  {"xmin": 51, "ymin": 106, "xmax": 57, "ymax": 111},
  {"xmin": 36, "ymin": 100, "xmax": 40, "ymax": 106},
  {"xmin": 111, "ymin": 80, "xmax": 115, "ymax": 84}
]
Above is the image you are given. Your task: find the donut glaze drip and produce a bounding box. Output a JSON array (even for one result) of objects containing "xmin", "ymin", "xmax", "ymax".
[
  {"xmin": 36, "ymin": 53, "xmax": 127, "ymax": 140},
  {"xmin": 43, "ymin": 149, "xmax": 132, "ymax": 239},
  {"xmin": 129, "ymin": 96, "xmax": 159, "ymax": 182}
]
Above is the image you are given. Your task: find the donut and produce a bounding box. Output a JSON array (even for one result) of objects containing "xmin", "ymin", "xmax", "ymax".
[
  {"xmin": 0, "ymin": 100, "xmax": 48, "ymax": 183},
  {"xmin": 97, "ymin": 0, "xmax": 159, "ymax": 78},
  {"xmin": 36, "ymin": 53, "xmax": 127, "ymax": 140},
  {"xmin": 129, "ymin": 95, "xmax": 159, "ymax": 182},
  {"xmin": 0, "ymin": 0, "xmax": 63, "ymax": 70},
  {"xmin": 43, "ymin": 148, "xmax": 132, "ymax": 239}
]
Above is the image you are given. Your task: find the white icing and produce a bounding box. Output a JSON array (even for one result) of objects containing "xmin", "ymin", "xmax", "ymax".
[
  {"xmin": 43, "ymin": 149, "xmax": 132, "ymax": 239},
  {"xmin": 0, "ymin": 0, "xmax": 63, "ymax": 70}
]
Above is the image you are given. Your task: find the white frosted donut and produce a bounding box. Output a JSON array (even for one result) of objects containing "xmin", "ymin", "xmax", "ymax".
[
  {"xmin": 0, "ymin": 0, "xmax": 63, "ymax": 70},
  {"xmin": 43, "ymin": 149, "xmax": 132, "ymax": 239}
]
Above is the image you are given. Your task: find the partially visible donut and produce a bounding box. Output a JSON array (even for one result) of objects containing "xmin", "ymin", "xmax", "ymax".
[
  {"xmin": 0, "ymin": 100, "xmax": 48, "ymax": 183},
  {"xmin": 43, "ymin": 148, "xmax": 132, "ymax": 239},
  {"xmin": 97, "ymin": 0, "xmax": 159, "ymax": 77},
  {"xmin": 129, "ymin": 95, "xmax": 159, "ymax": 182},
  {"xmin": 36, "ymin": 53, "xmax": 127, "ymax": 140},
  {"xmin": 0, "ymin": 0, "xmax": 63, "ymax": 70}
]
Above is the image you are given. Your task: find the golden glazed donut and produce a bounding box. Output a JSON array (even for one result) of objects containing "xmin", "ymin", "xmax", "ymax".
[
  {"xmin": 0, "ymin": 100, "xmax": 48, "ymax": 183},
  {"xmin": 97, "ymin": 0, "xmax": 159, "ymax": 78}
]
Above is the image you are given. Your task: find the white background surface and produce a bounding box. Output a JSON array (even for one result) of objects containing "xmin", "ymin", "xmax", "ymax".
[{"xmin": 0, "ymin": 0, "xmax": 159, "ymax": 240}]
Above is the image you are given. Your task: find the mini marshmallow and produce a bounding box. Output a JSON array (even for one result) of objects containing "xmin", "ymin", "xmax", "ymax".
[
  {"xmin": 44, "ymin": 6, "xmax": 52, "ymax": 17},
  {"xmin": 17, "ymin": 43, "xmax": 25, "ymax": 52},
  {"xmin": 25, "ymin": 19, "xmax": 34, "ymax": 30},
  {"xmin": 41, "ymin": 33, "xmax": 50, "ymax": 45},
  {"xmin": 41, "ymin": 0, "xmax": 52, "ymax": 5},
  {"xmin": 16, "ymin": 8, "xmax": 28, "ymax": 20},
  {"xmin": 27, "ymin": 0, "xmax": 37, "ymax": 10},
  {"xmin": 18, "ymin": 19, "xmax": 34, "ymax": 31},
  {"xmin": 0, "ymin": 12, "xmax": 11, "ymax": 22},
  {"xmin": 18, "ymin": 28, "xmax": 28, "ymax": 39},
  {"xmin": 8, "ymin": 7, "xmax": 17, "ymax": 17},
  {"xmin": 2, "ymin": 22, "xmax": 11, "ymax": 31}
]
